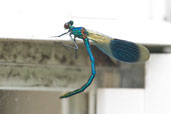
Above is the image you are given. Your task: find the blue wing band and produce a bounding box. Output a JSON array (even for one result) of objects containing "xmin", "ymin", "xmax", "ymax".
[{"xmin": 110, "ymin": 39, "xmax": 140, "ymax": 62}]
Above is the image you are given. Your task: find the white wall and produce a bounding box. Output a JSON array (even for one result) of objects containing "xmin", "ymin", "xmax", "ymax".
[
  {"xmin": 71, "ymin": 0, "xmax": 150, "ymax": 20},
  {"xmin": 97, "ymin": 89, "xmax": 144, "ymax": 114},
  {"xmin": 0, "ymin": 0, "xmax": 169, "ymax": 45}
]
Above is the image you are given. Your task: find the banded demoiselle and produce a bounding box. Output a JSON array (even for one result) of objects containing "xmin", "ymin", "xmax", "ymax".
[{"xmin": 55, "ymin": 20, "xmax": 150, "ymax": 99}]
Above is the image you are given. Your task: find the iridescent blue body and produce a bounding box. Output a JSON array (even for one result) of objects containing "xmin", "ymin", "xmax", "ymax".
[
  {"xmin": 71, "ymin": 27, "xmax": 88, "ymax": 39},
  {"xmin": 60, "ymin": 38, "xmax": 96, "ymax": 98},
  {"xmin": 57, "ymin": 20, "xmax": 150, "ymax": 98}
]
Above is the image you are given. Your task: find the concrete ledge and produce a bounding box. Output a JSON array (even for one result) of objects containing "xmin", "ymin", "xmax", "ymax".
[{"xmin": 0, "ymin": 39, "xmax": 120, "ymax": 90}]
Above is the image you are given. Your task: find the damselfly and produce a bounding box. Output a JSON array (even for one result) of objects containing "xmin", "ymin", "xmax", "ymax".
[{"xmin": 55, "ymin": 20, "xmax": 150, "ymax": 98}]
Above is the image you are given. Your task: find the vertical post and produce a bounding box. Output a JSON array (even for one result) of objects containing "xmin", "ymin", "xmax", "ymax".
[
  {"xmin": 88, "ymin": 86, "xmax": 96, "ymax": 114},
  {"xmin": 165, "ymin": 0, "xmax": 171, "ymax": 21},
  {"xmin": 145, "ymin": 54, "xmax": 171, "ymax": 114},
  {"xmin": 150, "ymin": 0, "xmax": 166, "ymax": 21},
  {"xmin": 61, "ymin": 98, "xmax": 69, "ymax": 114}
]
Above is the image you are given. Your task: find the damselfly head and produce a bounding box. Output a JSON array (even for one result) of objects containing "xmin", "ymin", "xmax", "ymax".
[{"xmin": 64, "ymin": 20, "xmax": 74, "ymax": 29}]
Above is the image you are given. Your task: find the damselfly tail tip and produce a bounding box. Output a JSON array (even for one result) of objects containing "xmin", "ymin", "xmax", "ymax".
[
  {"xmin": 59, "ymin": 96, "xmax": 65, "ymax": 99},
  {"xmin": 59, "ymin": 94, "xmax": 69, "ymax": 99}
]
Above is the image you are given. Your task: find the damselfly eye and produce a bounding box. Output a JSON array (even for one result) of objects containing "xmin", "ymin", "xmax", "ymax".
[{"xmin": 64, "ymin": 23, "xmax": 69, "ymax": 29}]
